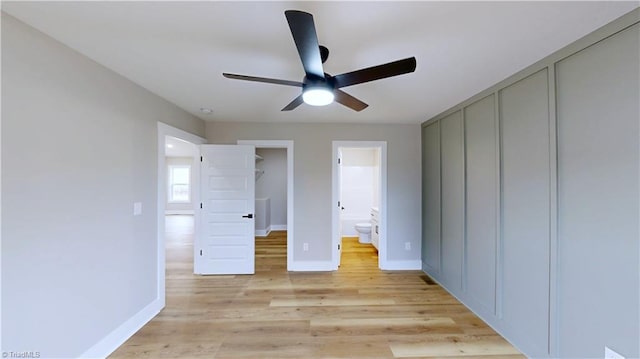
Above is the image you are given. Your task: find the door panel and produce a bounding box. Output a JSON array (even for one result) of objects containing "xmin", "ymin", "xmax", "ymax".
[{"xmin": 197, "ymin": 145, "xmax": 255, "ymax": 275}]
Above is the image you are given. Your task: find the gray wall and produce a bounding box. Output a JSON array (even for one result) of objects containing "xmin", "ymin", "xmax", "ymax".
[
  {"xmin": 1, "ymin": 13, "xmax": 205, "ymax": 358},
  {"xmin": 421, "ymin": 10, "xmax": 639, "ymax": 359},
  {"xmin": 256, "ymin": 148, "xmax": 287, "ymax": 228},
  {"xmin": 207, "ymin": 122, "xmax": 422, "ymax": 263}
]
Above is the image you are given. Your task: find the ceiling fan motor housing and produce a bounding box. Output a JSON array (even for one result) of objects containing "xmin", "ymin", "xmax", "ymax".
[{"xmin": 303, "ymin": 74, "xmax": 335, "ymax": 91}]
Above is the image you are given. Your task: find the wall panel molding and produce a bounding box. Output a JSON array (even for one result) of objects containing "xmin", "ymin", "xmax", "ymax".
[{"xmin": 421, "ymin": 9, "xmax": 640, "ymax": 359}]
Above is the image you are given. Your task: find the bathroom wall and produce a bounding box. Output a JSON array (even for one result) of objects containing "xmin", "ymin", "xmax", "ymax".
[
  {"xmin": 256, "ymin": 148, "xmax": 287, "ymax": 231},
  {"xmin": 340, "ymin": 148, "xmax": 378, "ymax": 236}
]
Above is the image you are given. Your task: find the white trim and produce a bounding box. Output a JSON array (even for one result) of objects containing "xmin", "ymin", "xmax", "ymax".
[
  {"xmin": 165, "ymin": 210, "xmax": 195, "ymax": 215},
  {"xmin": 382, "ymin": 260, "xmax": 423, "ymax": 271},
  {"xmin": 288, "ymin": 261, "xmax": 334, "ymax": 272},
  {"xmin": 157, "ymin": 122, "xmax": 205, "ymax": 306},
  {"xmin": 167, "ymin": 164, "xmax": 192, "ymax": 203},
  {"xmin": 237, "ymin": 140, "xmax": 294, "ymax": 271},
  {"xmin": 80, "ymin": 298, "xmax": 162, "ymax": 359},
  {"xmin": 332, "ymin": 141, "xmax": 388, "ymax": 270},
  {"xmin": 256, "ymin": 224, "xmax": 287, "ymax": 236},
  {"xmin": 255, "ymin": 225, "xmax": 271, "ymax": 237}
]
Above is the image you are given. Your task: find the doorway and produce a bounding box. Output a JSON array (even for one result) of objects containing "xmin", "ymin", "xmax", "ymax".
[
  {"xmin": 156, "ymin": 123, "xmax": 205, "ymax": 304},
  {"xmin": 237, "ymin": 140, "xmax": 294, "ymax": 271},
  {"xmin": 332, "ymin": 141, "xmax": 387, "ymax": 270},
  {"xmin": 164, "ymin": 135, "xmax": 198, "ymax": 279}
]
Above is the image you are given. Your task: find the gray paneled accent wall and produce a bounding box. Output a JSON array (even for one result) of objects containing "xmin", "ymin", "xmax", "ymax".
[
  {"xmin": 556, "ymin": 23, "xmax": 639, "ymax": 358},
  {"xmin": 439, "ymin": 111, "xmax": 464, "ymax": 291},
  {"xmin": 463, "ymin": 94, "xmax": 498, "ymax": 316},
  {"xmin": 421, "ymin": 122, "xmax": 441, "ymax": 273},
  {"xmin": 421, "ymin": 10, "xmax": 639, "ymax": 359},
  {"xmin": 499, "ymin": 68, "xmax": 550, "ymax": 355}
]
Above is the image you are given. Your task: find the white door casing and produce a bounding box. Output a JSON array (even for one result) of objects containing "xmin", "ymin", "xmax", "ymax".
[
  {"xmin": 337, "ymin": 149, "xmax": 343, "ymax": 266},
  {"xmin": 197, "ymin": 144, "xmax": 255, "ymax": 275}
]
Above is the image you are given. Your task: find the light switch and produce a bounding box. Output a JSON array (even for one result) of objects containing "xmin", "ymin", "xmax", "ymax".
[{"xmin": 133, "ymin": 202, "xmax": 142, "ymax": 216}]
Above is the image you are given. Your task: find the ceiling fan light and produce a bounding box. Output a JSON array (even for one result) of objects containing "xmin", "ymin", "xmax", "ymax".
[{"xmin": 302, "ymin": 87, "xmax": 334, "ymax": 106}]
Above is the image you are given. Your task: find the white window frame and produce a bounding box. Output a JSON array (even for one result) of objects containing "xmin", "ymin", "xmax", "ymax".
[{"xmin": 168, "ymin": 165, "xmax": 191, "ymax": 203}]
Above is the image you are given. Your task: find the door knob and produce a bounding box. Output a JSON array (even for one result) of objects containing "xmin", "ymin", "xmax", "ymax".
[{"xmin": 242, "ymin": 214, "xmax": 253, "ymax": 219}]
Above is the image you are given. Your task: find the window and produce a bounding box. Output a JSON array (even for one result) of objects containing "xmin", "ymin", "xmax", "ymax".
[{"xmin": 168, "ymin": 165, "xmax": 190, "ymax": 203}]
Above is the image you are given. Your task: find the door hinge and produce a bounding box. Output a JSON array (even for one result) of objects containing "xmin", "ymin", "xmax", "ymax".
[
  {"xmin": 338, "ymin": 244, "xmax": 341, "ymax": 250},
  {"xmin": 200, "ymin": 156, "xmax": 203, "ymax": 162},
  {"xmin": 200, "ymin": 249, "xmax": 202, "ymax": 256},
  {"xmin": 338, "ymin": 158, "xmax": 341, "ymax": 164},
  {"xmin": 338, "ymin": 201, "xmax": 340, "ymax": 207},
  {"xmin": 200, "ymin": 203, "xmax": 203, "ymax": 209}
]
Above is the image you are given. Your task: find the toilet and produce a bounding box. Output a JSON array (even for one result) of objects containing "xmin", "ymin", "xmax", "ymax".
[{"xmin": 354, "ymin": 223, "xmax": 372, "ymax": 244}]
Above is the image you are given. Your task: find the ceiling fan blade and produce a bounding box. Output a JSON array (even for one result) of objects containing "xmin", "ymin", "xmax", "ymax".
[
  {"xmin": 281, "ymin": 95, "xmax": 304, "ymax": 111},
  {"xmin": 285, "ymin": 10, "xmax": 325, "ymax": 79},
  {"xmin": 333, "ymin": 57, "xmax": 417, "ymax": 88},
  {"xmin": 223, "ymin": 73, "xmax": 303, "ymax": 87},
  {"xmin": 334, "ymin": 89, "xmax": 369, "ymax": 112}
]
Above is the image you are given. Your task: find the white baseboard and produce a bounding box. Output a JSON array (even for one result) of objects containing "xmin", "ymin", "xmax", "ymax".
[
  {"xmin": 80, "ymin": 298, "xmax": 163, "ymax": 359},
  {"xmin": 255, "ymin": 226, "xmax": 270, "ymax": 237},
  {"xmin": 256, "ymin": 225, "xmax": 287, "ymax": 237},
  {"xmin": 288, "ymin": 260, "xmax": 334, "ymax": 272},
  {"xmin": 165, "ymin": 210, "xmax": 194, "ymax": 215},
  {"xmin": 380, "ymin": 260, "xmax": 422, "ymax": 270}
]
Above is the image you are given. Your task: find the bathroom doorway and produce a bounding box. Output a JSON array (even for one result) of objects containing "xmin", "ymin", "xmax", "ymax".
[{"xmin": 332, "ymin": 141, "xmax": 387, "ymax": 270}]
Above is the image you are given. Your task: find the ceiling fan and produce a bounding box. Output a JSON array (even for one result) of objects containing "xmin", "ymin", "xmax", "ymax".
[{"xmin": 223, "ymin": 10, "xmax": 417, "ymax": 112}]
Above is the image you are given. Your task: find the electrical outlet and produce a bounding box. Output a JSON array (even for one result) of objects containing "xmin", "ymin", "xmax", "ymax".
[
  {"xmin": 605, "ymin": 347, "xmax": 624, "ymax": 359},
  {"xmin": 405, "ymin": 242, "xmax": 411, "ymax": 250},
  {"xmin": 303, "ymin": 243, "xmax": 309, "ymax": 252}
]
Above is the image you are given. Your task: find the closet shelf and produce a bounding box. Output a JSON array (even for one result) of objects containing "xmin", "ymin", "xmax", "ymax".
[{"xmin": 255, "ymin": 168, "xmax": 264, "ymax": 181}]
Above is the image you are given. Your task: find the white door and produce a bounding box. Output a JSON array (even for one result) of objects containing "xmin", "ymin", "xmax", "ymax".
[{"xmin": 197, "ymin": 144, "xmax": 255, "ymax": 275}]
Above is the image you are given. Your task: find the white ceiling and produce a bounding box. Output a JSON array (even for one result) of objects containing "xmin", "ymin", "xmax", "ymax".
[
  {"xmin": 165, "ymin": 135, "xmax": 197, "ymax": 157},
  {"xmin": 3, "ymin": 1, "xmax": 638, "ymax": 124}
]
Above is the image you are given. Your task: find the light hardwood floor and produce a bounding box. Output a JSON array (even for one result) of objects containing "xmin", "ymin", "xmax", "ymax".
[{"xmin": 110, "ymin": 215, "xmax": 523, "ymax": 358}]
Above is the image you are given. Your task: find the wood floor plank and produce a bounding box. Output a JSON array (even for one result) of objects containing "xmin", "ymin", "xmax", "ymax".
[
  {"xmin": 389, "ymin": 335, "xmax": 522, "ymax": 358},
  {"xmin": 310, "ymin": 317, "xmax": 462, "ymax": 336},
  {"xmin": 270, "ymin": 297, "xmax": 397, "ymax": 307},
  {"xmin": 109, "ymin": 216, "xmax": 524, "ymax": 359}
]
